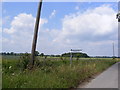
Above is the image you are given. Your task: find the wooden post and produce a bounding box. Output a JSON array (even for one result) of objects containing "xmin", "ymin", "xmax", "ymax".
[{"xmin": 29, "ymin": 0, "xmax": 43, "ymax": 69}]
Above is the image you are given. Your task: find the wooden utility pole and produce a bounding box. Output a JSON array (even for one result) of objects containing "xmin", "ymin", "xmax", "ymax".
[{"xmin": 29, "ymin": 0, "xmax": 43, "ymax": 69}]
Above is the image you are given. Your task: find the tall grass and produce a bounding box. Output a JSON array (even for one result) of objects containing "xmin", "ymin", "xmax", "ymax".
[
  {"xmin": 2, "ymin": 56, "xmax": 119, "ymax": 88},
  {"xmin": 0, "ymin": 56, "xmax": 2, "ymax": 89}
]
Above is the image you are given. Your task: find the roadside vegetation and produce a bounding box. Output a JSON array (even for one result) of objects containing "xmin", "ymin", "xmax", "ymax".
[
  {"xmin": 2, "ymin": 54, "xmax": 119, "ymax": 88},
  {"xmin": 0, "ymin": 56, "xmax": 2, "ymax": 89}
]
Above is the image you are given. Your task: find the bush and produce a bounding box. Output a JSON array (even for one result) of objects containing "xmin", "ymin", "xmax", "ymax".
[{"xmin": 17, "ymin": 53, "xmax": 30, "ymax": 71}]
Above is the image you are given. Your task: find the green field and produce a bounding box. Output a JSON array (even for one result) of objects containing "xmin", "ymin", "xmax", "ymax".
[
  {"xmin": 0, "ymin": 56, "xmax": 2, "ymax": 89},
  {"xmin": 2, "ymin": 55, "xmax": 119, "ymax": 88}
]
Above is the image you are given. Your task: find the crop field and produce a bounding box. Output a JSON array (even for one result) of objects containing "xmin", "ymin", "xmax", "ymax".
[{"xmin": 2, "ymin": 55, "xmax": 119, "ymax": 88}]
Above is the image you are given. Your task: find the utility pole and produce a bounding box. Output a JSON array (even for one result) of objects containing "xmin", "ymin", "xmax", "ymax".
[
  {"xmin": 116, "ymin": 8, "xmax": 120, "ymax": 58},
  {"xmin": 29, "ymin": 0, "xmax": 43, "ymax": 69}
]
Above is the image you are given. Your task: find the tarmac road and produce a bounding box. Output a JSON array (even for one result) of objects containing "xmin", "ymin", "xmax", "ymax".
[{"xmin": 80, "ymin": 62, "xmax": 119, "ymax": 88}]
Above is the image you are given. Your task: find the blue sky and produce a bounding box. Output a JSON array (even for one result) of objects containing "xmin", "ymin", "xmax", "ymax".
[
  {"xmin": 2, "ymin": 2, "xmax": 117, "ymax": 29},
  {"xmin": 2, "ymin": 2, "xmax": 118, "ymax": 56}
]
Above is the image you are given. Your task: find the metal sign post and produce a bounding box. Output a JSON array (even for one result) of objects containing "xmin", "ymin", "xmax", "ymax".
[
  {"xmin": 70, "ymin": 49, "xmax": 82, "ymax": 66},
  {"xmin": 70, "ymin": 49, "xmax": 72, "ymax": 65}
]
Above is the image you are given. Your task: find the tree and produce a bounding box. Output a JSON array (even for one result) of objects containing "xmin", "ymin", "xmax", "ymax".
[
  {"xmin": 35, "ymin": 51, "xmax": 39, "ymax": 56},
  {"xmin": 40, "ymin": 53, "xmax": 44, "ymax": 57},
  {"xmin": 61, "ymin": 52, "xmax": 89, "ymax": 58},
  {"xmin": 10, "ymin": 52, "xmax": 14, "ymax": 55}
]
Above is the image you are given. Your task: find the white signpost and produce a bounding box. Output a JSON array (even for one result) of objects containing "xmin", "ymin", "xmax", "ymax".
[{"xmin": 70, "ymin": 49, "xmax": 82, "ymax": 65}]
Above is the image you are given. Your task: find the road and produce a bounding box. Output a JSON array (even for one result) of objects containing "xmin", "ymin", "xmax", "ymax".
[{"xmin": 79, "ymin": 62, "xmax": 119, "ymax": 88}]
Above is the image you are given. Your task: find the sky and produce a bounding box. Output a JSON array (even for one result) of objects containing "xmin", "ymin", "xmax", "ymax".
[{"xmin": 1, "ymin": 2, "xmax": 119, "ymax": 56}]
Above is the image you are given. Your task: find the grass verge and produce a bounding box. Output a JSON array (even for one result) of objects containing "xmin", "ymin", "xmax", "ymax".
[{"xmin": 2, "ymin": 57, "xmax": 119, "ymax": 88}]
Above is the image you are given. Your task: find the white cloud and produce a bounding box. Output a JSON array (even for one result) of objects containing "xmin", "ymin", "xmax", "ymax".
[
  {"xmin": 0, "ymin": 17, "xmax": 2, "ymax": 33},
  {"xmin": 51, "ymin": 5, "xmax": 118, "ymax": 56},
  {"xmin": 3, "ymin": 13, "xmax": 48, "ymax": 52},
  {"xmin": 53, "ymin": 5, "xmax": 117, "ymax": 44},
  {"xmin": 49, "ymin": 9, "xmax": 56, "ymax": 19},
  {"xmin": 3, "ymin": 13, "xmax": 35, "ymax": 34},
  {"xmin": 2, "ymin": 16, "xmax": 10, "ymax": 25},
  {"xmin": 3, "ymin": 13, "xmax": 48, "ymax": 34},
  {"xmin": 0, "ymin": 17, "xmax": 2, "ymax": 52},
  {"xmin": 40, "ymin": 18, "xmax": 48, "ymax": 25},
  {"xmin": 2, "ymin": 5, "xmax": 118, "ymax": 56}
]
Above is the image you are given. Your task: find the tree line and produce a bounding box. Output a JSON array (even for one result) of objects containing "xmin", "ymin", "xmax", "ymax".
[
  {"xmin": 62, "ymin": 52, "xmax": 89, "ymax": 58},
  {"xmin": 1, "ymin": 51, "xmax": 116, "ymax": 58},
  {"xmin": 1, "ymin": 51, "xmax": 90, "ymax": 58},
  {"xmin": 0, "ymin": 51, "xmax": 43, "ymax": 56}
]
